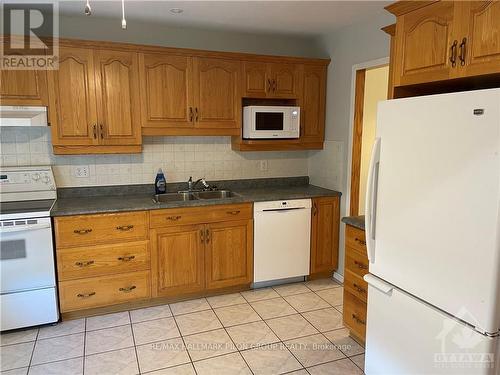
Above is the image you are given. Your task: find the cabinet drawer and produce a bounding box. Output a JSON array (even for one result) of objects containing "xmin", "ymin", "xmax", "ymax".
[
  {"xmin": 55, "ymin": 211, "xmax": 148, "ymax": 247},
  {"xmin": 345, "ymin": 225, "xmax": 366, "ymax": 254},
  {"xmin": 150, "ymin": 203, "xmax": 252, "ymax": 228},
  {"xmin": 343, "ymin": 289, "xmax": 367, "ymax": 342},
  {"xmin": 344, "ymin": 269, "xmax": 368, "ymax": 303},
  {"xmin": 345, "ymin": 246, "xmax": 369, "ymax": 277},
  {"xmin": 57, "ymin": 240, "xmax": 150, "ymax": 281},
  {"xmin": 59, "ymin": 271, "xmax": 151, "ymax": 312}
]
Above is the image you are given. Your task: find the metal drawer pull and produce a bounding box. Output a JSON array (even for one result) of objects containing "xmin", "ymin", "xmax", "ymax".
[
  {"xmin": 117, "ymin": 255, "xmax": 135, "ymax": 262},
  {"xmin": 75, "ymin": 260, "xmax": 95, "ymax": 267},
  {"xmin": 227, "ymin": 210, "xmax": 240, "ymax": 215},
  {"xmin": 352, "ymin": 314, "xmax": 366, "ymax": 325},
  {"xmin": 119, "ymin": 285, "xmax": 137, "ymax": 293},
  {"xmin": 353, "ymin": 283, "xmax": 366, "ymax": 293},
  {"xmin": 355, "ymin": 238, "xmax": 366, "ymax": 246},
  {"xmin": 116, "ymin": 225, "xmax": 134, "ymax": 231},
  {"xmin": 166, "ymin": 216, "xmax": 181, "ymax": 221},
  {"xmin": 205, "ymin": 228, "xmax": 210, "ymax": 244},
  {"xmin": 74, "ymin": 228, "xmax": 92, "ymax": 234},
  {"xmin": 200, "ymin": 229, "xmax": 204, "ymax": 243},
  {"xmin": 77, "ymin": 292, "xmax": 96, "ymax": 298},
  {"xmin": 354, "ymin": 261, "xmax": 368, "ymax": 270}
]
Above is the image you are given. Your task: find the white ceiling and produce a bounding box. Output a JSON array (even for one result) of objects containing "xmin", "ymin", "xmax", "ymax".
[{"xmin": 58, "ymin": 1, "xmax": 391, "ymax": 36}]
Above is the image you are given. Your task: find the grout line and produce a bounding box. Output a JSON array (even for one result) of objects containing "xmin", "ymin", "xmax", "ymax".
[
  {"xmin": 171, "ymin": 309, "xmax": 198, "ymax": 375},
  {"xmin": 26, "ymin": 328, "xmax": 39, "ymax": 373},
  {"xmin": 82, "ymin": 318, "xmax": 86, "ymax": 375},
  {"xmin": 128, "ymin": 311, "xmax": 141, "ymax": 375}
]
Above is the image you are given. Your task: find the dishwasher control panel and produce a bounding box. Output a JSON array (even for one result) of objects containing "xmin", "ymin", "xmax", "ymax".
[{"xmin": 254, "ymin": 199, "xmax": 312, "ymax": 212}]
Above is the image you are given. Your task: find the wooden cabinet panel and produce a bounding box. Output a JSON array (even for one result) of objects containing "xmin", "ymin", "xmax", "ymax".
[
  {"xmin": 94, "ymin": 49, "xmax": 141, "ymax": 145},
  {"xmin": 343, "ymin": 290, "xmax": 367, "ymax": 343},
  {"xmin": 193, "ymin": 57, "xmax": 241, "ymax": 129},
  {"xmin": 394, "ymin": 1, "xmax": 460, "ymax": 85},
  {"xmin": 205, "ymin": 220, "xmax": 253, "ymax": 290},
  {"xmin": 344, "ymin": 247, "xmax": 369, "ymax": 279},
  {"xmin": 345, "ymin": 225, "xmax": 367, "ymax": 254},
  {"xmin": 344, "ymin": 269, "xmax": 368, "ymax": 303},
  {"xmin": 269, "ymin": 63, "xmax": 300, "ymax": 98},
  {"xmin": 59, "ymin": 270, "xmax": 150, "ymax": 312},
  {"xmin": 310, "ymin": 197, "xmax": 340, "ymax": 275},
  {"xmin": 243, "ymin": 61, "xmax": 268, "ymax": 97},
  {"xmin": 55, "ymin": 211, "xmax": 148, "ymax": 248},
  {"xmin": 48, "ymin": 47, "xmax": 98, "ymax": 146},
  {"xmin": 0, "ymin": 68, "xmax": 49, "ymax": 106},
  {"xmin": 300, "ymin": 65, "xmax": 326, "ymax": 144},
  {"xmin": 462, "ymin": 1, "xmax": 500, "ymax": 76},
  {"xmin": 140, "ymin": 53, "xmax": 194, "ymax": 129},
  {"xmin": 57, "ymin": 240, "xmax": 150, "ymax": 281},
  {"xmin": 152, "ymin": 225, "xmax": 205, "ymax": 297}
]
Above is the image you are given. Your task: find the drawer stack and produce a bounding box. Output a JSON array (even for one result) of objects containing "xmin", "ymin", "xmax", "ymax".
[
  {"xmin": 343, "ymin": 224, "xmax": 369, "ymax": 343},
  {"xmin": 54, "ymin": 211, "xmax": 151, "ymax": 312}
]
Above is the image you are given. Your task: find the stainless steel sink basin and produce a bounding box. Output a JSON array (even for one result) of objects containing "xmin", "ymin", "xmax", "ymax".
[
  {"xmin": 153, "ymin": 192, "xmax": 196, "ymax": 203},
  {"xmin": 194, "ymin": 190, "xmax": 238, "ymax": 200}
]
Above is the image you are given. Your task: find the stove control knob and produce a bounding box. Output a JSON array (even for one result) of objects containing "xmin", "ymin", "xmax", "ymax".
[
  {"xmin": 42, "ymin": 175, "xmax": 51, "ymax": 184},
  {"xmin": 32, "ymin": 173, "xmax": 40, "ymax": 181}
]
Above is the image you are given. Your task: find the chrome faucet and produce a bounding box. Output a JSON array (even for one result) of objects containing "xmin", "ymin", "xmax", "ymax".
[{"xmin": 187, "ymin": 176, "xmax": 210, "ymax": 191}]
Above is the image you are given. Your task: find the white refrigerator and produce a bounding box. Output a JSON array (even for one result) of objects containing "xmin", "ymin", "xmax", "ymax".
[{"xmin": 363, "ymin": 88, "xmax": 500, "ymax": 375}]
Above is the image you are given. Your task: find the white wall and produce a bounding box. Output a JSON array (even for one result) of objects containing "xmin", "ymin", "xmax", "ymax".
[{"xmin": 308, "ymin": 12, "xmax": 395, "ymax": 277}]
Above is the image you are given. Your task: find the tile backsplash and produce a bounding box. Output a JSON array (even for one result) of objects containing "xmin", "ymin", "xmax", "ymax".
[{"xmin": 0, "ymin": 128, "xmax": 309, "ymax": 187}]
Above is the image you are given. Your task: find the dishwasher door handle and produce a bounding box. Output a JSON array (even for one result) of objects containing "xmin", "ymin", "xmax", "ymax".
[{"xmin": 261, "ymin": 207, "xmax": 307, "ymax": 213}]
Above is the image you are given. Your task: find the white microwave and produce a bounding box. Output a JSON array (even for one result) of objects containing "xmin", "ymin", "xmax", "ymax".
[{"xmin": 243, "ymin": 106, "xmax": 300, "ymax": 139}]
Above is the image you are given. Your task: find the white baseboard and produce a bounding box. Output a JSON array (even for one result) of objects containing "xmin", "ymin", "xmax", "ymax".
[{"xmin": 333, "ymin": 272, "xmax": 344, "ymax": 284}]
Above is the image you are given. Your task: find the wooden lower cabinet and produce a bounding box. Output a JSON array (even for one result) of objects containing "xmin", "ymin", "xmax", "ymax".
[
  {"xmin": 310, "ymin": 196, "xmax": 340, "ymax": 277},
  {"xmin": 343, "ymin": 224, "xmax": 369, "ymax": 344}
]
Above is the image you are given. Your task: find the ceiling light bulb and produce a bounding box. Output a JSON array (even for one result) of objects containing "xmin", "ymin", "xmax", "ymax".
[{"xmin": 170, "ymin": 8, "xmax": 184, "ymax": 14}]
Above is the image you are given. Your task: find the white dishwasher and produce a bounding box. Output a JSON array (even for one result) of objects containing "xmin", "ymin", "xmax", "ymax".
[{"xmin": 254, "ymin": 199, "xmax": 311, "ymax": 283}]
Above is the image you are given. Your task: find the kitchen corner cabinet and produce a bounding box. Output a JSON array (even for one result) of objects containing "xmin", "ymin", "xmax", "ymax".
[
  {"xmin": 48, "ymin": 45, "xmax": 142, "ymax": 154},
  {"xmin": 387, "ymin": 1, "xmax": 500, "ymax": 89},
  {"xmin": 243, "ymin": 61, "xmax": 301, "ymax": 98},
  {"xmin": 310, "ymin": 196, "xmax": 340, "ymax": 278}
]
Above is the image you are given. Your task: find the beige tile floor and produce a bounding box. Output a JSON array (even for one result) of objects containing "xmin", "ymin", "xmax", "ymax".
[{"xmin": 0, "ymin": 278, "xmax": 365, "ymax": 375}]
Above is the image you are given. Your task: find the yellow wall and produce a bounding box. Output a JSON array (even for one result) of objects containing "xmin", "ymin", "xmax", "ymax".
[{"xmin": 358, "ymin": 65, "xmax": 389, "ymax": 214}]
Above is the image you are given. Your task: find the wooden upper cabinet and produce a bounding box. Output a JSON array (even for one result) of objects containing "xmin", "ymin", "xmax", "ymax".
[
  {"xmin": 300, "ymin": 65, "xmax": 326, "ymax": 144},
  {"xmin": 461, "ymin": 1, "xmax": 500, "ymax": 77},
  {"xmin": 94, "ymin": 49, "xmax": 141, "ymax": 145},
  {"xmin": 0, "ymin": 68, "xmax": 49, "ymax": 106},
  {"xmin": 48, "ymin": 47, "xmax": 98, "ymax": 146},
  {"xmin": 242, "ymin": 61, "xmax": 300, "ymax": 98},
  {"xmin": 310, "ymin": 197, "xmax": 340, "ymax": 276},
  {"xmin": 393, "ymin": 1, "xmax": 460, "ymax": 86},
  {"xmin": 243, "ymin": 61, "xmax": 268, "ymax": 97},
  {"xmin": 139, "ymin": 53, "xmax": 194, "ymax": 129},
  {"xmin": 205, "ymin": 220, "xmax": 253, "ymax": 290},
  {"xmin": 269, "ymin": 63, "xmax": 301, "ymax": 98},
  {"xmin": 193, "ymin": 57, "xmax": 241, "ymax": 129}
]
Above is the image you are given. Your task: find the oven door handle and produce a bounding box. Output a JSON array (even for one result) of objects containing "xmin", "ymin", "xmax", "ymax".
[{"xmin": 0, "ymin": 223, "xmax": 51, "ymax": 233}]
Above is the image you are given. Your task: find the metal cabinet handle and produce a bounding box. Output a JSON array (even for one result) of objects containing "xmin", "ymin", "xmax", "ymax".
[
  {"xmin": 353, "ymin": 283, "xmax": 366, "ymax": 294},
  {"xmin": 312, "ymin": 202, "xmax": 317, "ymax": 216},
  {"xmin": 205, "ymin": 228, "xmax": 210, "ymax": 244},
  {"xmin": 355, "ymin": 238, "xmax": 366, "ymax": 246},
  {"xmin": 74, "ymin": 229, "xmax": 92, "ymax": 234},
  {"xmin": 119, "ymin": 285, "xmax": 136, "ymax": 293},
  {"xmin": 99, "ymin": 124, "xmax": 104, "ymax": 139},
  {"xmin": 117, "ymin": 255, "xmax": 135, "ymax": 262},
  {"xmin": 354, "ymin": 260, "xmax": 368, "ymax": 270},
  {"xmin": 267, "ymin": 79, "xmax": 272, "ymax": 92},
  {"xmin": 227, "ymin": 210, "xmax": 240, "ymax": 215},
  {"xmin": 116, "ymin": 225, "xmax": 134, "ymax": 231},
  {"xmin": 77, "ymin": 292, "xmax": 96, "ymax": 298},
  {"xmin": 189, "ymin": 107, "xmax": 194, "ymax": 122},
  {"xmin": 75, "ymin": 260, "xmax": 94, "ymax": 267},
  {"xmin": 352, "ymin": 314, "xmax": 366, "ymax": 325},
  {"xmin": 449, "ymin": 40, "xmax": 458, "ymax": 67},
  {"xmin": 166, "ymin": 215, "xmax": 181, "ymax": 221},
  {"xmin": 194, "ymin": 107, "xmax": 199, "ymax": 121},
  {"xmin": 459, "ymin": 37, "xmax": 467, "ymax": 66},
  {"xmin": 200, "ymin": 229, "xmax": 205, "ymax": 243},
  {"xmin": 92, "ymin": 124, "xmax": 97, "ymax": 139},
  {"xmin": 272, "ymin": 79, "xmax": 277, "ymax": 92}
]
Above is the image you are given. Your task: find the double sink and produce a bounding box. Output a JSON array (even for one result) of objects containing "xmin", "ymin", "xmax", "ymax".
[{"xmin": 153, "ymin": 190, "xmax": 240, "ymax": 203}]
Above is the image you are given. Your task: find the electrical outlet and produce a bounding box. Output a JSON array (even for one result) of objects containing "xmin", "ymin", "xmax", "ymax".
[
  {"xmin": 73, "ymin": 166, "xmax": 90, "ymax": 178},
  {"xmin": 259, "ymin": 160, "xmax": 268, "ymax": 172}
]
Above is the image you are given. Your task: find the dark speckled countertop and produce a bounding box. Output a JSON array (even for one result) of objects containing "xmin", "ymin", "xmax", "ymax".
[
  {"xmin": 341, "ymin": 215, "xmax": 365, "ymax": 231},
  {"xmin": 51, "ymin": 177, "xmax": 342, "ymax": 216}
]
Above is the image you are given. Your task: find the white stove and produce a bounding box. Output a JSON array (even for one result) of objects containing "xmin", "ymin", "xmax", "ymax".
[{"xmin": 0, "ymin": 166, "xmax": 59, "ymax": 331}]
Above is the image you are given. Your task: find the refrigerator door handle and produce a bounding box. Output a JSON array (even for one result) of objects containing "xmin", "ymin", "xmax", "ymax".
[
  {"xmin": 364, "ymin": 274, "xmax": 393, "ymax": 295},
  {"xmin": 365, "ymin": 137, "xmax": 381, "ymax": 263}
]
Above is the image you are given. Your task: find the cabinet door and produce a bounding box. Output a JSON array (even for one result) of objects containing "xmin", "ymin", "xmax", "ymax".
[
  {"xmin": 192, "ymin": 57, "xmax": 241, "ymax": 129},
  {"xmin": 269, "ymin": 63, "xmax": 300, "ymax": 98},
  {"xmin": 461, "ymin": 1, "xmax": 500, "ymax": 77},
  {"xmin": 394, "ymin": 1, "xmax": 461, "ymax": 85},
  {"xmin": 310, "ymin": 197, "xmax": 340, "ymax": 275},
  {"xmin": 48, "ymin": 47, "xmax": 98, "ymax": 146},
  {"xmin": 205, "ymin": 220, "xmax": 253, "ymax": 290},
  {"xmin": 94, "ymin": 49, "xmax": 141, "ymax": 145},
  {"xmin": 242, "ymin": 61, "xmax": 269, "ymax": 97},
  {"xmin": 139, "ymin": 53, "xmax": 194, "ymax": 129},
  {"xmin": 152, "ymin": 225, "xmax": 205, "ymax": 297},
  {"xmin": 0, "ymin": 67, "xmax": 49, "ymax": 106},
  {"xmin": 300, "ymin": 65, "xmax": 326, "ymax": 144}
]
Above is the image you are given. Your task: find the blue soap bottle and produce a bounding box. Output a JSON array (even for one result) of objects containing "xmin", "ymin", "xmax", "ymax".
[{"xmin": 155, "ymin": 168, "xmax": 166, "ymax": 194}]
